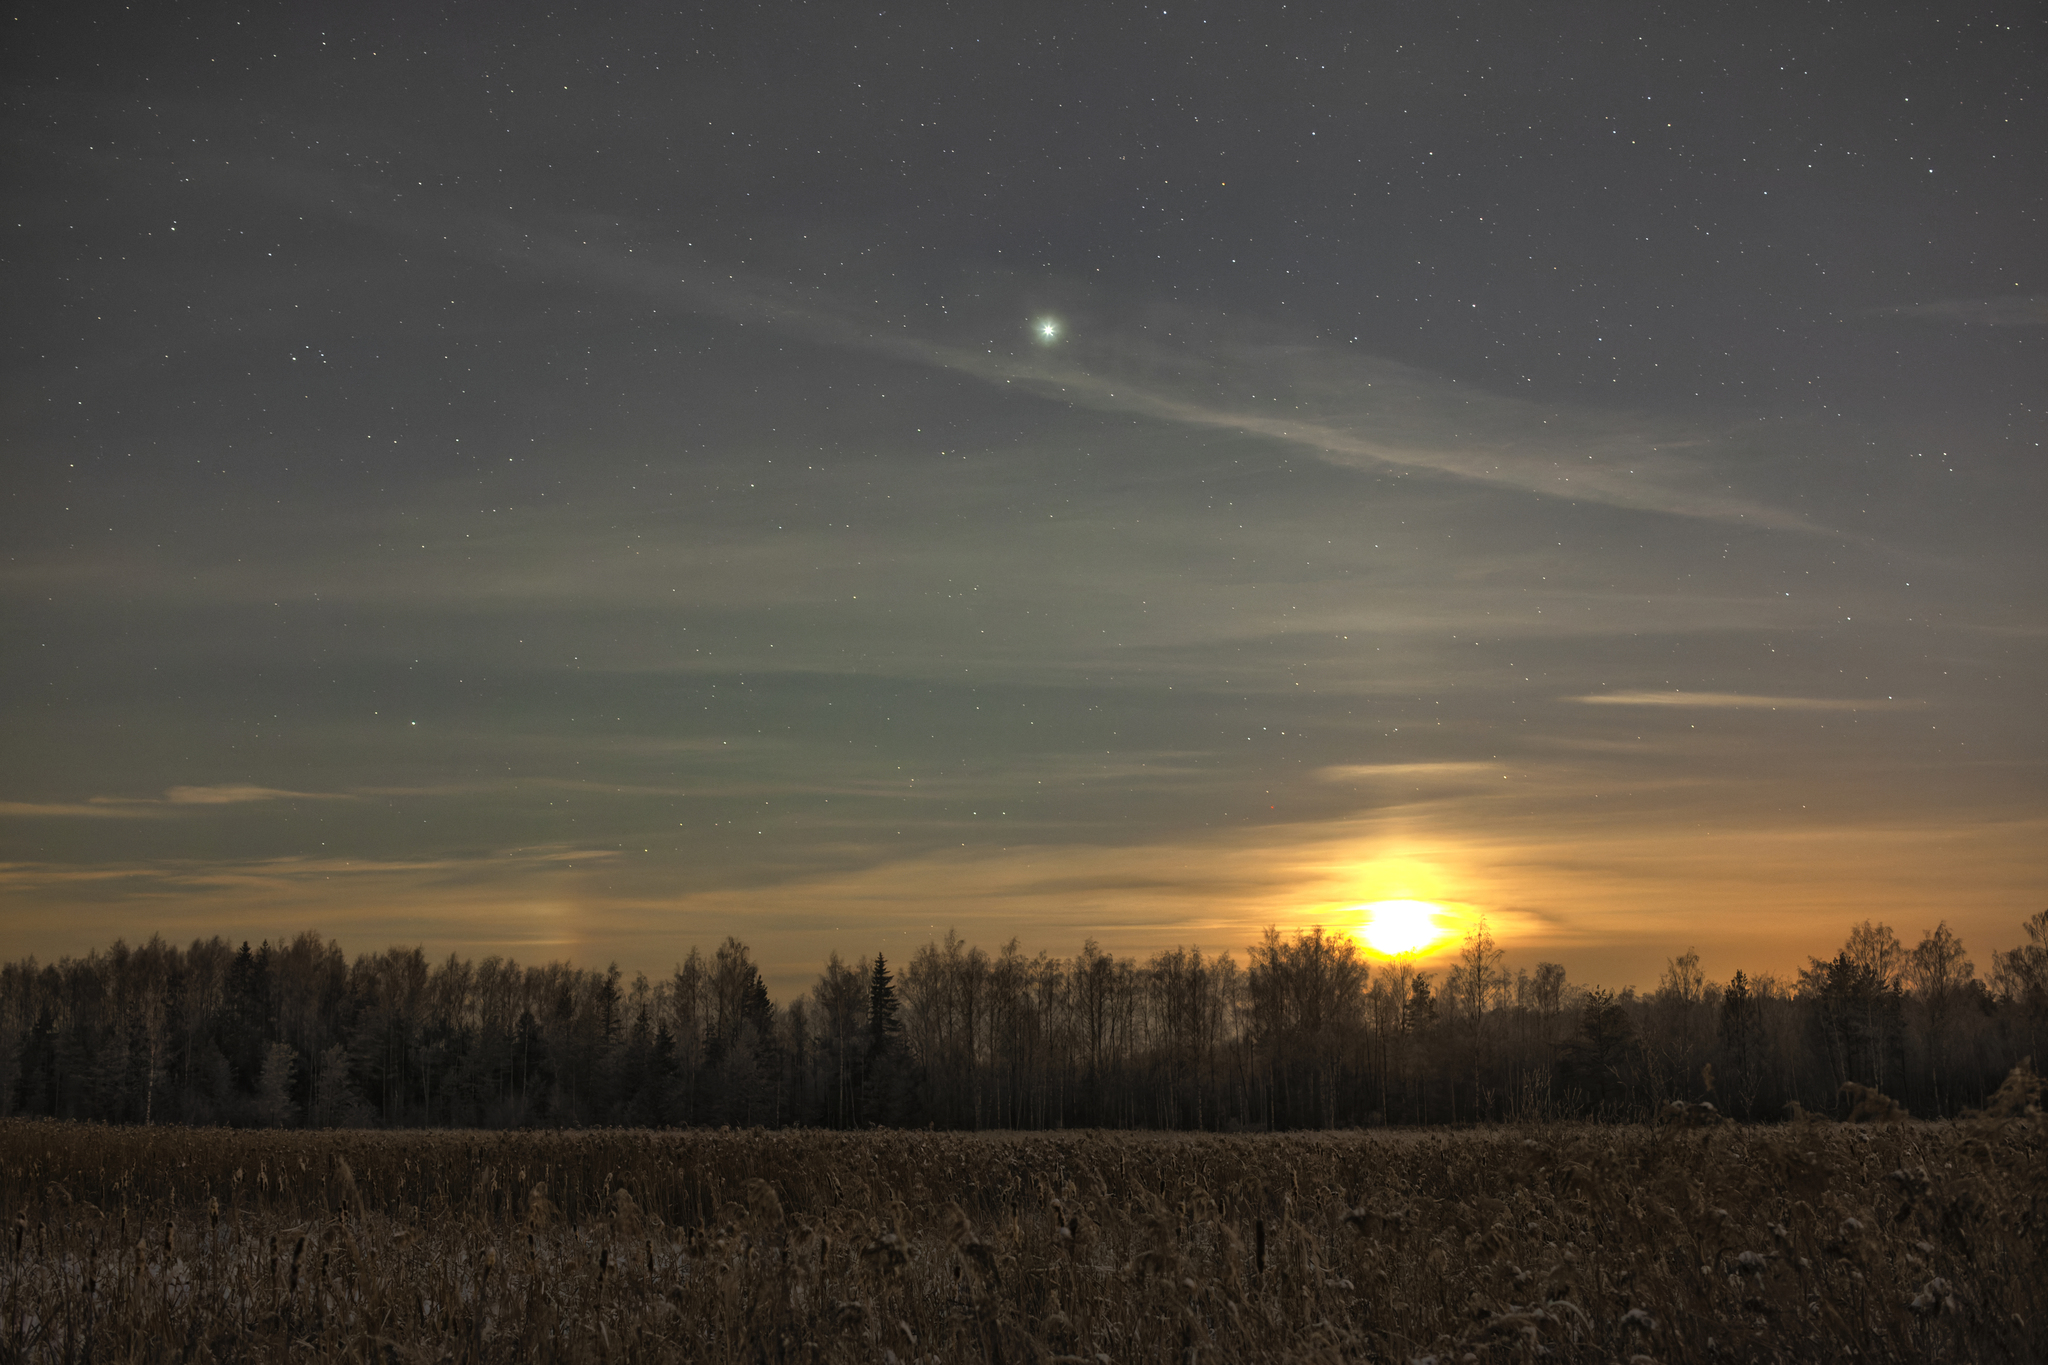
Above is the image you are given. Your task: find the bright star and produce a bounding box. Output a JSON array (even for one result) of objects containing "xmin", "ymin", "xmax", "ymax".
[{"xmin": 1036, "ymin": 319, "xmax": 1059, "ymax": 341}]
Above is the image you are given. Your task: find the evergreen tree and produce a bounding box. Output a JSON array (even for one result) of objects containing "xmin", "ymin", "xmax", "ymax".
[
  {"xmin": 312, "ymin": 1044, "xmax": 368, "ymax": 1127},
  {"xmin": 1801, "ymin": 951, "xmax": 1905, "ymax": 1096},
  {"xmin": 1557, "ymin": 988, "xmax": 1638, "ymax": 1114},
  {"xmin": 863, "ymin": 954, "xmax": 905, "ymax": 1125},
  {"xmin": 648, "ymin": 1020, "xmax": 680, "ymax": 1126},
  {"xmin": 1718, "ymin": 970, "xmax": 1762, "ymax": 1118},
  {"xmin": 868, "ymin": 954, "xmax": 901, "ymax": 1058},
  {"xmin": 1406, "ymin": 973, "xmax": 1436, "ymax": 1032},
  {"xmin": 741, "ymin": 975, "xmax": 783, "ymax": 1125},
  {"xmin": 220, "ymin": 941, "xmax": 271, "ymax": 1096},
  {"xmin": 7, "ymin": 914, "xmax": 2048, "ymax": 1133}
]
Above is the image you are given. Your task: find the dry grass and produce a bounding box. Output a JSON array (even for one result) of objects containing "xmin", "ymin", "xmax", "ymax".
[{"xmin": 1, "ymin": 1095, "xmax": 2043, "ymax": 1361}]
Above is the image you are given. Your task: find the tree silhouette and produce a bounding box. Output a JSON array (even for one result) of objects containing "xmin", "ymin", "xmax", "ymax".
[
  {"xmin": 6, "ymin": 913, "xmax": 2045, "ymax": 1131},
  {"xmin": 867, "ymin": 954, "xmax": 901, "ymax": 1058}
]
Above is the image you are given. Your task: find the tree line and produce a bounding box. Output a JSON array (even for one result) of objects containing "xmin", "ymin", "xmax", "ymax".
[{"xmin": 3, "ymin": 911, "xmax": 2044, "ymax": 1130}]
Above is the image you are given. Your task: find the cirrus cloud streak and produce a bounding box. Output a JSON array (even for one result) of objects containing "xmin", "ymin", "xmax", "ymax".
[{"xmin": 1567, "ymin": 692, "xmax": 1919, "ymax": 711}]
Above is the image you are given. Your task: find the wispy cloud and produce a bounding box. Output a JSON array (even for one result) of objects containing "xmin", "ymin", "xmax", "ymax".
[
  {"xmin": 1315, "ymin": 762, "xmax": 1501, "ymax": 781},
  {"xmin": 1566, "ymin": 691, "xmax": 1916, "ymax": 711},
  {"xmin": 909, "ymin": 331, "xmax": 1818, "ymax": 533},
  {"xmin": 0, "ymin": 845, "xmax": 622, "ymax": 894},
  {"xmin": 585, "ymin": 248, "xmax": 1817, "ymax": 531},
  {"xmin": 1867, "ymin": 296, "xmax": 2048, "ymax": 327},
  {"xmin": 252, "ymin": 169, "xmax": 1816, "ymax": 534},
  {"xmin": 0, "ymin": 800, "xmax": 168, "ymax": 820},
  {"xmin": 165, "ymin": 785, "xmax": 350, "ymax": 805},
  {"xmin": 2, "ymin": 786, "xmax": 352, "ymax": 817}
]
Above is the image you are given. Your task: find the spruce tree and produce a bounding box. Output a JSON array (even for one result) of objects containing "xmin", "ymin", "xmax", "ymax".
[{"xmin": 867, "ymin": 954, "xmax": 900, "ymax": 1058}]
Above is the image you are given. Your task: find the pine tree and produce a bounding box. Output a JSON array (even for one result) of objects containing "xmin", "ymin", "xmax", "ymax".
[
  {"xmin": 861, "ymin": 954, "xmax": 906, "ymax": 1126},
  {"xmin": 221, "ymin": 941, "xmax": 271, "ymax": 1096},
  {"xmin": 1719, "ymin": 971, "xmax": 1762, "ymax": 1119},
  {"xmin": 867, "ymin": 954, "xmax": 901, "ymax": 1058},
  {"xmin": 1406, "ymin": 973, "xmax": 1436, "ymax": 1032}
]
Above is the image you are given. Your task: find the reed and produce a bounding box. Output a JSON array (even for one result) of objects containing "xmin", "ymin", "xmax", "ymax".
[{"xmin": 0, "ymin": 1075, "xmax": 2040, "ymax": 1361}]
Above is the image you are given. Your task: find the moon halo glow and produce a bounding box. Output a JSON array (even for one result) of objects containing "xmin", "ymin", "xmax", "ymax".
[{"xmin": 1359, "ymin": 900, "xmax": 1452, "ymax": 958}]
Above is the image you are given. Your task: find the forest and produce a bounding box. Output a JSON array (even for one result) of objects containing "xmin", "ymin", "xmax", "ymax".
[{"xmin": 4, "ymin": 911, "xmax": 2045, "ymax": 1132}]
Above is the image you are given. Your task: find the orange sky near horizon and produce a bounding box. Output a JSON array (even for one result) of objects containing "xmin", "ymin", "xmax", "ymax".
[{"xmin": 6, "ymin": 782, "xmax": 2039, "ymax": 1001}]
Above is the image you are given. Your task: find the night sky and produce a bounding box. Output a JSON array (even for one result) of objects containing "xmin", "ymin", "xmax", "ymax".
[{"xmin": 5, "ymin": 1, "xmax": 2043, "ymax": 993}]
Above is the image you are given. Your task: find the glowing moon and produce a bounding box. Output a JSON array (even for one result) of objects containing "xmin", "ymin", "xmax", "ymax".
[{"xmin": 1360, "ymin": 899, "xmax": 1448, "ymax": 957}]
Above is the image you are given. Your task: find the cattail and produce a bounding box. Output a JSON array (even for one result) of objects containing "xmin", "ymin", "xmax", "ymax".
[
  {"xmin": 526, "ymin": 1182, "xmax": 557, "ymax": 1231},
  {"xmin": 746, "ymin": 1178, "xmax": 785, "ymax": 1227},
  {"xmin": 614, "ymin": 1186, "xmax": 646, "ymax": 1238},
  {"xmin": 332, "ymin": 1153, "xmax": 361, "ymax": 1219}
]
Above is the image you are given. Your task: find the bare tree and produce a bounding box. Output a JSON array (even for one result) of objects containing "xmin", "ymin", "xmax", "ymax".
[
  {"xmin": 1907, "ymin": 921, "xmax": 1975, "ymax": 1112},
  {"xmin": 1845, "ymin": 921, "xmax": 1908, "ymax": 987},
  {"xmin": 1991, "ymin": 909, "xmax": 2048, "ymax": 1065},
  {"xmin": 1648, "ymin": 948, "xmax": 1711, "ymax": 1105},
  {"xmin": 1457, "ymin": 921, "xmax": 1507, "ymax": 1117},
  {"xmin": 808, "ymin": 951, "xmax": 866, "ymax": 1128}
]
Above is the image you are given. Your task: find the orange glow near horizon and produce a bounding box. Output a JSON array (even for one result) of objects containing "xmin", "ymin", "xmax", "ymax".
[{"xmin": 1357, "ymin": 899, "xmax": 1453, "ymax": 958}]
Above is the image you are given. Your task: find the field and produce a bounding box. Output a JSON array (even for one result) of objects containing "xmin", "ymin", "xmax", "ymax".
[{"xmin": 1, "ymin": 1099, "xmax": 2043, "ymax": 1362}]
